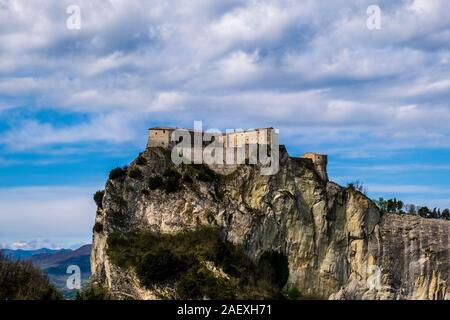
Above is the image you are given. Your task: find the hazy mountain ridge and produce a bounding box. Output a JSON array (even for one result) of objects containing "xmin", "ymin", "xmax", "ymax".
[
  {"xmin": 0, "ymin": 248, "xmax": 70, "ymax": 260},
  {"xmin": 30, "ymin": 244, "xmax": 91, "ymax": 269},
  {"xmin": 1, "ymin": 244, "xmax": 91, "ymax": 299}
]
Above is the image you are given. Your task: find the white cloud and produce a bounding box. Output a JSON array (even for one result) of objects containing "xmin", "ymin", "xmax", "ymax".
[
  {"xmin": 0, "ymin": 185, "xmax": 97, "ymax": 245},
  {"xmin": 0, "ymin": 112, "xmax": 140, "ymax": 150},
  {"xmin": 208, "ymin": 0, "xmax": 296, "ymax": 50},
  {"xmin": 0, "ymin": 77, "xmax": 43, "ymax": 94},
  {"xmin": 0, "ymin": 0, "xmax": 449, "ymax": 153},
  {"xmin": 81, "ymin": 51, "xmax": 128, "ymax": 76},
  {"xmin": 214, "ymin": 50, "xmax": 262, "ymax": 84}
]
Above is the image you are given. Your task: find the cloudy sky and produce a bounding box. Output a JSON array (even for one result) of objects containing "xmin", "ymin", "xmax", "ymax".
[{"xmin": 1, "ymin": 0, "xmax": 450, "ymax": 248}]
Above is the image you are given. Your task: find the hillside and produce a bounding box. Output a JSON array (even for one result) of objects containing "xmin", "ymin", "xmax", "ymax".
[
  {"xmin": 1, "ymin": 245, "xmax": 91, "ymax": 299},
  {"xmin": 0, "ymin": 252, "xmax": 62, "ymax": 300}
]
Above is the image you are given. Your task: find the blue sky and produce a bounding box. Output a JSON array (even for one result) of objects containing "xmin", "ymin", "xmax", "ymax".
[{"xmin": 1, "ymin": 0, "xmax": 450, "ymax": 249}]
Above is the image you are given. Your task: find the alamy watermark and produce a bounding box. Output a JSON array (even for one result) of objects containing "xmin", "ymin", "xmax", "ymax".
[
  {"xmin": 64, "ymin": 5, "xmax": 380, "ymax": 32},
  {"xmin": 66, "ymin": 265, "xmax": 81, "ymax": 290},
  {"xmin": 66, "ymin": 5, "xmax": 81, "ymax": 30},
  {"xmin": 366, "ymin": 5, "xmax": 381, "ymax": 30}
]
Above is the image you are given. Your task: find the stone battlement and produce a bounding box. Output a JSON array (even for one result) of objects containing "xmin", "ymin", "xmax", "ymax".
[
  {"xmin": 147, "ymin": 126, "xmax": 274, "ymax": 149},
  {"xmin": 147, "ymin": 126, "xmax": 328, "ymax": 181}
]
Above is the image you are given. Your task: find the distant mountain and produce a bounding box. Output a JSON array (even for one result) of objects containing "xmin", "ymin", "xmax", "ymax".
[
  {"xmin": 1, "ymin": 244, "xmax": 92, "ymax": 299},
  {"xmin": 30, "ymin": 244, "xmax": 91, "ymax": 269},
  {"xmin": 0, "ymin": 248, "xmax": 70, "ymax": 260}
]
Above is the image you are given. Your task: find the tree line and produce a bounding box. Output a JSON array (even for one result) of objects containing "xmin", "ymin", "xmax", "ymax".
[
  {"xmin": 374, "ymin": 197, "xmax": 450, "ymax": 220},
  {"xmin": 347, "ymin": 181, "xmax": 450, "ymax": 221}
]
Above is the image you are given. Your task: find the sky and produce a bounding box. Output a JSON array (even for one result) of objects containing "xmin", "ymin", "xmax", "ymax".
[{"xmin": 1, "ymin": 0, "xmax": 450, "ymax": 249}]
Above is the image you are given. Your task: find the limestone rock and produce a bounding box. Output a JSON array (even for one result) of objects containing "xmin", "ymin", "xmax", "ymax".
[{"xmin": 91, "ymin": 147, "xmax": 450, "ymax": 300}]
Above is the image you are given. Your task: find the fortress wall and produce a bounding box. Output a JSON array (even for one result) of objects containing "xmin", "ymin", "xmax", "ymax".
[
  {"xmin": 147, "ymin": 129, "xmax": 329, "ymax": 181},
  {"xmin": 225, "ymin": 130, "xmax": 271, "ymax": 147},
  {"xmin": 148, "ymin": 128, "xmax": 273, "ymax": 149},
  {"xmin": 147, "ymin": 128, "xmax": 325, "ymax": 175},
  {"xmin": 258, "ymin": 128, "xmax": 271, "ymax": 144},
  {"xmin": 148, "ymin": 129, "xmax": 173, "ymax": 148},
  {"xmin": 245, "ymin": 131, "xmax": 258, "ymax": 144}
]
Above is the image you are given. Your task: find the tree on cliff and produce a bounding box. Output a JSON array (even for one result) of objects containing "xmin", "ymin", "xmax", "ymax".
[
  {"xmin": 375, "ymin": 197, "xmax": 404, "ymax": 214},
  {"xmin": 347, "ymin": 181, "xmax": 367, "ymax": 195},
  {"xmin": 418, "ymin": 206, "xmax": 431, "ymax": 218},
  {"xmin": 374, "ymin": 198, "xmax": 450, "ymax": 221},
  {"xmin": 442, "ymin": 209, "xmax": 450, "ymax": 220}
]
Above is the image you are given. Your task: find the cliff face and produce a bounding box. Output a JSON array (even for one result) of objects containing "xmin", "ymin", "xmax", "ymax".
[{"xmin": 91, "ymin": 147, "xmax": 450, "ymax": 300}]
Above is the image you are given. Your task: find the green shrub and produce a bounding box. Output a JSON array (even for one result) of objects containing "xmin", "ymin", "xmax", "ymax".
[
  {"xmin": 106, "ymin": 227, "xmax": 288, "ymax": 299},
  {"xmin": 182, "ymin": 174, "xmax": 193, "ymax": 184},
  {"xmin": 286, "ymin": 287, "xmax": 300, "ymax": 300},
  {"xmin": 347, "ymin": 180, "xmax": 367, "ymax": 195},
  {"xmin": 93, "ymin": 222, "xmax": 103, "ymax": 233},
  {"xmin": 106, "ymin": 231, "xmax": 136, "ymax": 267},
  {"xmin": 128, "ymin": 167, "xmax": 142, "ymax": 179},
  {"xmin": 109, "ymin": 167, "xmax": 127, "ymax": 180},
  {"xmin": 0, "ymin": 252, "xmax": 63, "ymax": 300},
  {"xmin": 163, "ymin": 169, "xmax": 182, "ymax": 193},
  {"xmin": 135, "ymin": 153, "xmax": 147, "ymax": 166},
  {"xmin": 176, "ymin": 266, "xmax": 234, "ymax": 300},
  {"xmin": 164, "ymin": 178, "xmax": 180, "ymax": 193},
  {"xmin": 76, "ymin": 285, "xmax": 111, "ymax": 300},
  {"xmin": 108, "ymin": 210, "xmax": 126, "ymax": 229},
  {"xmin": 136, "ymin": 249, "xmax": 187, "ymax": 285},
  {"xmin": 111, "ymin": 194, "xmax": 127, "ymax": 208},
  {"xmin": 148, "ymin": 175, "xmax": 163, "ymax": 190},
  {"xmin": 93, "ymin": 190, "xmax": 105, "ymax": 208},
  {"xmin": 163, "ymin": 169, "xmax": 182, "ymax": 179},
  {"xmin": 195, "ymin": 165, "xmax": 217, "ymax": 182},
  {"xmin": 197, "ymin": 172, "xmax": 212, "ymax": 182},
  {"xmin": 215, "ymin": 241, "xmax": 251, "ymax": 277}
]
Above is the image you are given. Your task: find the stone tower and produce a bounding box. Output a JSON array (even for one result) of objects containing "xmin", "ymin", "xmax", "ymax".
[{"xmin": 302, "ymin": 153, "xmax": 328, "ymax": 182}]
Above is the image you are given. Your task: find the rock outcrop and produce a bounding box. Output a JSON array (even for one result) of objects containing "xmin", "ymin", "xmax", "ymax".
[{"xmin": 91, "ymin": 147, "xmax": 450, "ymax": 300}]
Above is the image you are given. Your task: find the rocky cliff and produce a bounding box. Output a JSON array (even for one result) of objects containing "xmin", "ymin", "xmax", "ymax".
[{"xmin": 90, "ymin": 147, "xmax": 450, "ymax": 300}]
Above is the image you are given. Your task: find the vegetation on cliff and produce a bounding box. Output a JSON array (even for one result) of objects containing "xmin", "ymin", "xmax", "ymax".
[
  {"xmin": 106, "ymin": 226, "xmax": 289, "ymax": 299},
  {"xmin": 374, "ymin": 197, "xmax": 450, "ymax": 220},
  {"xmin": 76, "ymin": 285, "xmax": 111, "ymax": 300},
  {"xmin": 347, "ymin": 181, "xmax": 450, "ymax": 221},
  {"xmin": 93, "ymin": 190, "xmax": 104, "ymax": 208}
]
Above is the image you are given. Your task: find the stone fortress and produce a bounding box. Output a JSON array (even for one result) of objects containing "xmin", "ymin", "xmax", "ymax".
[{"xmin": 147, "ymin": 126, "xmax": 328, "ymax": 181}]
